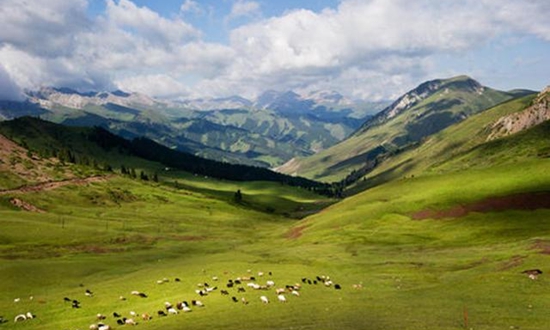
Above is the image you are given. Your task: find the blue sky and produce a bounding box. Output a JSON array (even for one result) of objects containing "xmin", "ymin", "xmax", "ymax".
[{"xmin": 0, "ymin": 0, "xmax": 549, "ymax": 101}]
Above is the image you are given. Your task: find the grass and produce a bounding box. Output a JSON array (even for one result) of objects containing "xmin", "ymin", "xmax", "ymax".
[{"xmin": 1, "ymin": 154, "xmax": 550, "ymax": 329}]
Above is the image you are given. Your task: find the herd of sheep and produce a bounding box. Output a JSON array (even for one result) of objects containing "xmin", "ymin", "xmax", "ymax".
[{"xmin": 5, "ymin": 269, "xmax": 343, "ymax": 329}]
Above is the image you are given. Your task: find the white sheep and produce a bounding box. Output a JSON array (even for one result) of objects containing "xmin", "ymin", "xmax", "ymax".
[
  {"xmin": 125, "ymin": 318, "xmax": 136, "ymax": 325},
  {"xmin": 291, "ymin": 290, "xmax": 300, "ymax": 297},
  {"xmin": 266, "ymin": 280, "xmax": 275, "ymax": 287},
  {"xmin": 182, "ymin": 306, "xmax": 192, "ymax": 313},
  {"xmin": 98, "ymin": 325, "xmax": 111, "ymax": 330},
  {"xmin": 89, "ymin": 324, "xmax": 98, "ymax": 330},
  {"xmin": 260, "ymin": 296, "xmax": 269, "ymax": 304},
  {"xmin": 167, "ymin": 308, "xmax": 178, "ymax": 315},
  {"xmin": 25, "ymin": 312, "xmax": 34, "ymax": 319},
  {"xmin": 14, "ymin": 314, "xmax": 27, "ymax": 322},
  {"xmin": 14, "ymin": 298, "xmax": 20, "ymax": 303},
  {"xmin": 275, "ymin": 288, "xmax": 286, "ymax": 295},
  {"xmin": 277, "ymin": 294, "xmax": 287, "ymax": 303},
  {"xmin": 129, "ymin": 311, "xmax": 137, "ymax": 317}
]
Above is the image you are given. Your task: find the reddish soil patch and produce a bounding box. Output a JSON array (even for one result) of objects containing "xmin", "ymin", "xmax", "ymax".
[
  {"xmin": 9, "ymin": 198, "xmax": 45, "ymax": 213},
  {"xmin": 0, "ymin": 175, "xmax": 112, "ymax": 196},
  {"xmin": 531, "ymin": 239, "xmax": 550, "ymax": 255},
  {"xmin": 497, "ymin": 255, "xmax": 526, "ymax": 271},
  {"xmin": 285, "ymin": 224, "xmax": 307, "ymax": 239},
  {"xmin": 412, "ymin": 191, "xmax": 550, "ymax": 220}
]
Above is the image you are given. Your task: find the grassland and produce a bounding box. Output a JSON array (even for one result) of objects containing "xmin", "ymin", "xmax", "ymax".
[{"xmin": 1, "ymin": 149, "xmax": 550, "ymax": 329}]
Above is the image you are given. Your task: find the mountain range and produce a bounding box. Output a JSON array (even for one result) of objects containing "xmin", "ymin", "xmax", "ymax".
[{"xmin": 0, "ymin": 87, "xmax": 386, "ymax": 168}]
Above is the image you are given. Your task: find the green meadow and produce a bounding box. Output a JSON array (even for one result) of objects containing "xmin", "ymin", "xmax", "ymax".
[{"xmin": 1, "ymin": 157, "xmax": 550, "ymax": 329}]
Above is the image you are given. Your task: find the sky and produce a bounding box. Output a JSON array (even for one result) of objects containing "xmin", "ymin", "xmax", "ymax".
[{"xmin": 0, "ymin": 0, "xmax": 549, "ymax": 102}]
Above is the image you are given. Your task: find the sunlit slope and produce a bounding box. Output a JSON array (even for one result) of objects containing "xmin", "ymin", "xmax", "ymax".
[{"xmin": 278, "ymin": 76, "xmax": 518, "ymax": 182}]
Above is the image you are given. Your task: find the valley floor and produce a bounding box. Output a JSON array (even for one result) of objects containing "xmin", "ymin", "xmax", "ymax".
[{"xmin": 1, "ymin": 162, "xmax": 550, "ymax": 330}]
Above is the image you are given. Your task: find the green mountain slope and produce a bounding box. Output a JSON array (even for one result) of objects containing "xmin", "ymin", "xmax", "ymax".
[
  {"xmin": 0, "ymin": 117, "xmax": 332, "ymax": 195},
  {"xmin": 277, "ymin": 76, "xmax": 522, "ymax": 182}
]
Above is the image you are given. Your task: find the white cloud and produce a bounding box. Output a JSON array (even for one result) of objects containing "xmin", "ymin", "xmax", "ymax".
[
  {"xmin": 116, "ymin": 74, "xmax": 191, "ymax": 98},
  {"xmin": 0, "ymin": 0, "xmax": 548, "ymax": 100},
  {"xmin": 180, "ymin": 0, "xmax": 201, "ymax": 14},
  {"xmin": 228, "ymin": 0, "xmax": 261, "ymax": 20}
]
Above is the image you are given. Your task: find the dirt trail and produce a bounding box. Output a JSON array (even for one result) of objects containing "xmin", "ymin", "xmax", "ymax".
[
  {"xmin": 412, "ymin": 191, "xmax": 550, "ymax": 220},
  {"xmin": 0, "ymin": 175, "xmax": 112, "ymax": 196}
]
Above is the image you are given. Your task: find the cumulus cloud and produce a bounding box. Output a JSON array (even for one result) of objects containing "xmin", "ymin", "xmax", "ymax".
[
  {"xmin": 180, "ymin": 0, "xmax": 201, "ymax": 14},
  {"xmin": 0, "ymin": 0, "xmax": 548, "ymax": 100},
  {"xmin": 116, "ymin": 74, "xmax": 191, "ymax": 99},
  {"xmin": 228, "ymin": 0, "xmax": 261, "ymax": 20}
]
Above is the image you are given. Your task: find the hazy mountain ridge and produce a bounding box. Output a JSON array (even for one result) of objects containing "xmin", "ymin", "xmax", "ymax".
[{"xmin": 0, "ymin": 87, "xmax": 384, "ymax": 168}]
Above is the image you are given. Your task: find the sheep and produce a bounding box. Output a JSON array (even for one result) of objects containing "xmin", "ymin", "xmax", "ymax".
[
  {"xmin": 258, "ymin": 272, "xmax": 264, "ymax": 277},
  {"xmin": 167, "ymin": 308, "xmax": 178, "ymax": 315},
  {"xmin": 125, "ymin": 318, "xmax": 137, "ymax": 325},
  {"xmin": 98, "ymin": 325, "xmax": 111, "ymax": 330},
  {"xmin": 232, "ymin": 296, "xmax": 238, "ymax": 303},
  {"xmin": 157, "ymin": 280, "xmax": 165, "ymax": 284},
  {"xmin": 157, "ymin": 310, "xmax": 167, "ymax": 317},
  {"xmin": 206, "ymin": 286, "xmax": 217, "ymax": 292},
  {"xmin": 324, "ymin": 280, "xmax": 333, "ymax": 287},
  {"xmin": 291, "ymin": 290, "xmax": 300, "ymax": 297},
  {"xmin": 221, "ymin": 290, "xmax": 229, "ymax": 295},
  {"xmin": 246, "ymin": 282, "xmax": 256, "ymax": 288},
  {"xmin": 275, "ymin": 288, "xmax": 286, "ymax": 295},
  {"xmin": 260, "ymin": 296, "xmax": 269, "ymax": 304},
  {"xmin": 97, "ymin": 313, "xmax": 106, "ymax": 320},
  {"xmin": 113, "ymin": 312, "xmax": 121, "ymax": 318},
  {"xmin": 25, "ymin": 312, "xmax": 34, "ymax": 319},
  {"xmin": 131, "ymin": 291, "xmax": 148, "ymax": 298},
  {"xmin": 241, "ymin": 297, "xmax": 249, "ymax": 305},
  {"xmin": 175, "ymin": 278, "xmax": 181, "ymax": 282},
  {"xmin": 142, "ymin": 313, "xmax": 152, "ymax": 321},
  {"xmin": 89, "ymin": 324, "xmax": 99, "ymax": 330},
  {"xmin": 116, "ymin": 319, "xmax": 125, "ymax": 325},
  {"xmin": 14, "ymin": 298, "xmax": 20, "ymax": 303},
  {"xmin": 192, "ymin": 300, "xmax": 204, "ymax": 307},
  {"xmin": 164, "ymin": 302, "xmax": 173, "ymax": 309},
  {"xmin": 129, "ymin": 311, "xmax": 137, "ymax": 317},
  {"xmin": 64, "ymin": 297, "xmax": 72, "ymax": 302},
  {"xmin": 119, "ymin": 296, "xmax": 127, "ymax": 301},
  {"xmin": 212, "ymin": 276, "xmax": 218, "ymax": 281},
  {"xmin": 266, "ymin": 280, "xmax": 275, "ymax": 287},
  {"xmin": 14, "ymin": 314, "xmax": 27, "ymax": 322},
  {"xmin": 238, "ymin": 287, "xmax": 246, "ymax": 293},
  {"xmin": 85, "ymin": 289, "xmax": 93, "ymax": 297},
  {"xmin": 182, "ymin": 306, "xmax": 192, "ymax": 313},
  {"xmin": 335, "ymin": 284, "xmax": 341, "ymax": 290},
  {"xmin": 277, "ymin": 294, "xmax": 287, "ymax": 303}
]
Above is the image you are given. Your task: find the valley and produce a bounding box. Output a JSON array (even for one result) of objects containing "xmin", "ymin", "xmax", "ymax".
[{"xmin": 0, "ymin": 77, "xmax": 549, "ymax": 330}]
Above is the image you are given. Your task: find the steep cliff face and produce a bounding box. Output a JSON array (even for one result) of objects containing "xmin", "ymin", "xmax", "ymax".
[{"xmin": 488, "ymin": 87, "xmax": 550, "ymax": 141}]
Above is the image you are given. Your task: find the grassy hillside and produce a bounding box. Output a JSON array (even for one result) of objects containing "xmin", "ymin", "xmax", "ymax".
[
  {"xmin": 349, "ymin": 93, "xmax": 548, "ymax": 193},
  {"xmin": 279, "ymin": 76, "xmax": 519, "ymax": 182},
  {"xmin": 1, "ymin": 147, "xmax": 549, "ymax": 329}
]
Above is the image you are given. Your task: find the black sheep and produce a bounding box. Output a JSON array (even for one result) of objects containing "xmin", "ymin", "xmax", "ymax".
[
  {"xmin": 113, "ymin": 312, "xmax": 121, "ymax": 318},
  {"xmin": 335, "ymin": 284, "xmax": 341, "ymax": 290},
  {"xmin": 232, "ymin": 296, "xmax": 238, "ymax": 303},
  {"xmin": 157, "ymin": 310, "xmax": 167, "ymax": 317}
]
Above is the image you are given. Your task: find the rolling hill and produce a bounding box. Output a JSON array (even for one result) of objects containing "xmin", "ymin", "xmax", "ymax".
[{"xmin": 276, "ymin": 76, "xmax": 532, "ymax": 182}]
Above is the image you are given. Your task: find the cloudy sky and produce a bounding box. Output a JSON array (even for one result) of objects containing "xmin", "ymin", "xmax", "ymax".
[{"xmin": 0, "ymin": 0, "xmax": 549, "ymax": 101}]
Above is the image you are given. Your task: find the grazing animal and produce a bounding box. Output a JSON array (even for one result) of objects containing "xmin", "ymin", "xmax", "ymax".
[
  {"xmin": 212, "ymin": 276, "xmax": 218, "ymax": 281},
  {"xmin": 238, "ymin": 287, "xmax": 246, "ymax": 293},
  {"xmin": 232, "ymin": 296, "xmax": 238, "ymax": 303},
  {"xmin": 175, "ymin": 278, "xmax": 181, "ymax": 282},
  {"xmin": 192, "ymin": 300, "xmax": 204, "ymax": 307},
  {"xmin": 276, "ymin": 288, "xmax": 286, "ymax": 295},
  {"xmin": 522, "ymin": 269, "xmax": 543, "ymax": 280},
  {"xmin": 138, "ymin": 292, "xmax": 148, "ymax": 298},
  {"xmin": 125, "ymin": 318, "xmax": 137, "ymax": 325},
  {"xmin": 176, "ymin": 302, "xmax": 184, "ymax": 310},
  {"xmin": 301, "ymin": 278, "xmax": 307, "ymax": 283},
  {"xmin": 72, "ymin": 300, "xmax": 81, "ymax": 308},
  {"xmin": 266, "ymin": 280, "xmax": 275, "ymax": 287},
  {"xmin": 85, "ymin": 289, "xmax": 93, "ymax": 297},
  {"xmin": 64, "ymin": 297, "xmax": 71, "ymax": 302},
  {"xmin": 164, "ymin": 302, "xmax": 173, "ymax": 309},
  {"xmin": 97, "ymin": 313, "xmax": 106, "ymax": 320},
  {"xmin": 167, "ymin": 308, "xmax": 178, "ymax": 315},
  {"xmin": 291, "ymin": 290, "xmax": 300, "ymax": 297},
  {"xmin": 182, "ymin": 306, "xmax": 192, "ymax": 313},
  {"xmin": 241, "ymin": 297, "xmax": 249, "ymax": 305},
  {"xmin": 90, "ymin": 324, "xmax": 99, "ymax": 330},
  {"xmin": 142, "ymin": 313, "xmax": 152, "ymax": 321},
  {"xmin": 113, "ymin": 312, "xmax": 121, "ymax": 318},
  {"xmin": 98, "ymin": 325, "xmax": 111, "ymax": 330},
  {"xmin": 0, "ymin": 316, "xmax": 7, "ymax": 324},
  {"xmin": 119, "ymin": 296, "xmax": 126, "ymax": 301},
  {"xmin": 221, "ymin": 290, "xmax": 229, "ymax": 295},
  {"xmin": 116, "ymin": 319, "xmax": 125, "ymax": 325},
  {"xmin": 258, "ymin": 272, "xmax": 264, "ymax": 277},
  {"xmin": 14, "ymin": 314, "xmax": 26, "ymax": 322},
  {"xmin": 157, "ymin": 311, "xmax": 167, "ymax": 317},
  {"xmin": 226, "ymin": 282, "xmax": 234, "ymax": 288},
  {"xmin": 14, "ymin": 298, "xmax": 20, "ymax": 303},
  {"xmin": 335, "ymin": 284, "xmax": 341, "ymax": 290},
  {"xmin": 129, "ymin": 311, "xmax": 137, "ymax": 317},
  {"xmin": 260, "ymin": 296, "xmax": 269, "ymax": 304},
  {"xmin": 277, "ymin": 294, "xmax": 287, "ymax": 303}
]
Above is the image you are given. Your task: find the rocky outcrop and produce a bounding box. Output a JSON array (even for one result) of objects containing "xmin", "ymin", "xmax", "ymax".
[{"xmin": 488, "ymin": 87, "xmax": 550, "ymax": 141}]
